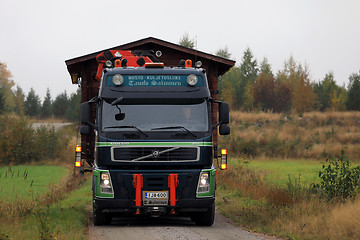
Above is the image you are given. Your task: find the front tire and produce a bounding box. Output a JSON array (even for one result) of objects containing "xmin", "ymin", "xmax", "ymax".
[
  {"xmin": 93, "ymin": 204, "xmax": 111, "ymax": 226},
  {"xmin": 190, "ymin": 202, "xmax": 215, "ymax": 226}
]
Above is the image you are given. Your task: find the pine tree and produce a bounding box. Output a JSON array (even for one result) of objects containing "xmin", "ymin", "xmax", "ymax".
[
  {"xmin": 41, "ymin": 88, "xmax": 52, "ymax": 119},
  {"xmin": 53, "ymin": 91, "xmax": 68, "ymax": 118},
  {"xmin": 13, "ymin": 85, "xmax": 25, "ymax": 115},
  {"xmin": 215, "ymin": 46, "xmax": 232, "ymax": 59},
  {"xmin": 64, "ymin": 88, "xmax": 81, "ymax": 121},
  {"xmin": 235, "ymin": 48, "xmax": 258, "ymax": 109},
  {"xmin": 346, "ymin": 72, "xmax": 360, "ymax": 110},
  {"xmin": 24, "ymin": 88, "xmax": 40, "ymax": 117},
  {"xmin": 179, "ymin": 33, "xmax": 195, "ymax": 49}
]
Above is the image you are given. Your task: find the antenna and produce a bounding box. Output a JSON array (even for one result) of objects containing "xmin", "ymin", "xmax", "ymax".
[{"xmin": 194, "ymin": 35, "xmax": 198, "ymax": 63}]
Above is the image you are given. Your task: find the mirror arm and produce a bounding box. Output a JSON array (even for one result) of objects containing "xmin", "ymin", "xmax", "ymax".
[
  {"xmin": 89, "ymin": 96, "xmax": 100, "ymax": 103},
  {"xmin": 209, "ymin": 97, "xmax": 223, "ymax": 104},
  {"xmin": 86, "ymin": 122, "xmax": 97, "ymax": 130},
  {"xmin": 211, "ymin": 122, "xmax": 221, "ymax": 131}
]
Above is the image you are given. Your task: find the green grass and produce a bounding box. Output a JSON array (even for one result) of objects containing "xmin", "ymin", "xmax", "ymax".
[
  {"xmin": 39, "ymin": 176, "xmax": 92, "ymax": 240},
  {"xmin": 243, "ymin": 158, "xmax": 322, "ymax": 187},
  {"xmin": 0, "ymin": 165, "xmax": 68, "ymax": 201},
  {"xmin": 216, "ymin": 155, "xmax": 360, "ymax": 239},
  {"xmin": 0, "ymin": 170, "xmax": 92, "ymax": 240}
]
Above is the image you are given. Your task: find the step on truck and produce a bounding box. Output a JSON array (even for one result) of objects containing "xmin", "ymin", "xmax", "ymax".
[{"xmin": 74, "ymin": 50, "xmax": 230, "ymax": 226}]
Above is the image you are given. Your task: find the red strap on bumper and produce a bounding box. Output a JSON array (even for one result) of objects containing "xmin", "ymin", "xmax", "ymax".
[
  {"xmin": 133, "ymin": 174, "xmax": 143, "ymax": 207},
  {"xmin": 168, "ymin": 174, "xmax": 178, "ymax": 207}
]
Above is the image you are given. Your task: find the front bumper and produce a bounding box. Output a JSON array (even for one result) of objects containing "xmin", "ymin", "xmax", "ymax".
[{"xmin": 94, "ymin": 196, "xmax": 215, "ymax": 214}]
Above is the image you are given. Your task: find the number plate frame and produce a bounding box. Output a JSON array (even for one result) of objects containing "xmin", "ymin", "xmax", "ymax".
[{"xmin": 143, "ymin": 191, "xmax": 168, "ymax": 206}]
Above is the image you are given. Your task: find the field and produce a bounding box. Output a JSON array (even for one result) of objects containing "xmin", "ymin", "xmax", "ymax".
[
  {"xmin": 221, "ymin": 111, "xmax": 360, "ymax": 161},
  {"xmin": 0, "ymin": 165, "xmax": 68, "ymax": 201},
  {"xmin": 0, "ymin": 165, "xmax": 92, "ymax": 240},
  {"xmin": 216, "ymin": 111, "xmax": 360, "ymax": 240}
]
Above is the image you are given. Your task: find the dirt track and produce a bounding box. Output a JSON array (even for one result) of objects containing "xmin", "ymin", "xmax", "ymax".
[{"xmin": 88, "ymin": 212, "xmax": 275, "ymax": 240}]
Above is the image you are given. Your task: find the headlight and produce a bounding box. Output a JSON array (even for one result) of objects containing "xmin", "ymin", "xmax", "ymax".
[
  {"xmin": 197, "ymin": 172, "xmax": 210, "ymax": 193},
  {"xmin": 100, "ymin": 172, "xmax": 113, "ymax": 194},
  {"xmin": 187, "ymin": 74, "xmax": 198, "ymax": 86},
  {"xmin": 112, "ymin": 74, "xmax": 124, "ymax": 86}
]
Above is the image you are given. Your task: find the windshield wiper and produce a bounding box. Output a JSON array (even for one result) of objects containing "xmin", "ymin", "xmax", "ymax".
[
  {"xmin": 104, "ymin": 126, "xmax": 149, "ymax": 137},
  {"xmin": 151, "ymin": 126, "xmax": 197, "ymax": 138}
]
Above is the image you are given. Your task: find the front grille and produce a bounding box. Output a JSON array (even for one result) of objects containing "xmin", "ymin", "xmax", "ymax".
[{"xmin": 112, "ymin": 146, "xmax": 199, "ymax": 162}]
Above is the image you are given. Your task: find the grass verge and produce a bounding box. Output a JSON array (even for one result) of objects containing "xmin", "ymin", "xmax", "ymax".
[
  {"xmin": 0, "ymin": 165, "xmax": 92, "ymax": 240},
  {"xmin": 216, "ymin": 157, "xmax": 360, "ymax": 239}
]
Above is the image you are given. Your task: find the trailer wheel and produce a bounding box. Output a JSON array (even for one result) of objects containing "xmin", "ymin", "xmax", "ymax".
[{"xmin": 190, "ymin": 202, "xmax": 215, "ymax": 226}]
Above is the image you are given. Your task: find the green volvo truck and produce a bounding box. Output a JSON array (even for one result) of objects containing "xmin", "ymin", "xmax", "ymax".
[{"xmin": 72, "ymin": 49, "xmax": 230, "ymax": 226}]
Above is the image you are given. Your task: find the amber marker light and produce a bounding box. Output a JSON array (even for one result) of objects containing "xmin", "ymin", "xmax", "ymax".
[
  {"xmin": 75, "ymin": 146, "xmax": 82, "ymax": 153},
  {"xmin": 220, "ymin": 149, "xmax": 228, "ymax": 170},
  {"xmin": 75, "ymin": 145, "xmax": 82, "ymax": 167}
]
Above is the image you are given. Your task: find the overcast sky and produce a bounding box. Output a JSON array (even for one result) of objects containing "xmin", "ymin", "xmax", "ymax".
[{"xmin": 1, "ymin": 0, "xmax": 359, "ymax": 100}]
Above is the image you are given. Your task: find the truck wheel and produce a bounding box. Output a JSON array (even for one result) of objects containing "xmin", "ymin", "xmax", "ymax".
[
  {"xmin": 190, "ymin": 202, "xmax": 215, "ymax": 226},
  {"xmin": 93, "ymin": 206, "xmax": 111, "ymax": 226}
]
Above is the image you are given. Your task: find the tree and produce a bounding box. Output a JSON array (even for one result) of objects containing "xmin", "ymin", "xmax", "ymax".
[
  {"xmin": 313, "ymin": 72, "xmax": 338, "ymax": 111},
  {"xmin": 292, "ymin": 73, "xmax": 316, "ymax": 112},
  {"xmin": 53, "ymin": 91, "xmax": 68, "ymax": 118},
  {"xmin": 24, "ymin": 88, "xmax": 40, "ymax": 117},
  {"xmin": 0, "ymin": 87, "xmax": 4, "ymax": 114},
  {"xmin": 41, "ymin": 88, "xmax": 52, "ymax": 119},
  {"xmin": 64, "ymin": 88, "xmax": 81, "ymax": 121},
  {"xmin": 235, "ymin": 48, "xmax": 259, "ymax": 109},
  {"xmin": 330, "ymin": 86, "xmax": 347, "ymax": 111},
  {"xmin": 253, "ymin": 58, "xmax": 275, "ymax": 111},
  {"xmin": 215, "ymin": 46, "xmax": 232, "ymax": 59},
  {"xmin": 219, "ymin": 67, "xmax": 241, "ymax": 109},
  {"xmin": 243, "ymin": 83, "xmax": 254, "ymax": 111},
  {"xmin": 277, "ymin": 57, "xmax": 315, "ymax": 112},
  {"xmin": 346, "ymin": 71, "xmax": 360, "ymax": 110},
  {"xmin": 0, "ymin": 62, "xmax": 15, "ymax": 113},
  {"xmin": 179, "ymin": 33, "xmax": 195, "ymax": 49},
  {"xmin": 13, "ymin": 85, "xmax": 25, "ymax": 115},
  {"xmin": 273, "ymin": 81, "xmax": 292, "ymax": 112}
]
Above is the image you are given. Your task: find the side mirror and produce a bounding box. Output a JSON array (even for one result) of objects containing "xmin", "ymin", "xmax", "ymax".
[
  {"xmin": 80, "ymin": 125, "xmax": 90, "ymax": 135},
  {"xmin": 81, "ymin": 102, "xmax": 91, "ymax": 125},
  {"xmin": 219, "ymin": 124, "xmax": 230, "ymax": 135},
  {"xmin": 219, "ymin": 102, "xmax": 229, "ymax": 124}
]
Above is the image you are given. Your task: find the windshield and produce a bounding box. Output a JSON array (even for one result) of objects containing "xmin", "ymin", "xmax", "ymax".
[{"xmin": 101, "ymin": 101, "xmax": 209, "ymax": 133}]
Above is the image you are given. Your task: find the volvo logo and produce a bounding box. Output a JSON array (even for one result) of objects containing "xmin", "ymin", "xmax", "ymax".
[{"xmin": 151, "ymin": 150, "xmax": 160, "ymax": 158}]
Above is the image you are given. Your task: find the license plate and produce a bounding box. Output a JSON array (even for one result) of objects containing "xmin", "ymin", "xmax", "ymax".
[{"xmin": 143, "ymin": 191, "xmax": 168, "ymax": 206}]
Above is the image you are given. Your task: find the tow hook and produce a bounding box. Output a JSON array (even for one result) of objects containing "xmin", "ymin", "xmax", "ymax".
[{"xmin": 145, "ymin": 207, "xmax": 166, "ymax": 217}]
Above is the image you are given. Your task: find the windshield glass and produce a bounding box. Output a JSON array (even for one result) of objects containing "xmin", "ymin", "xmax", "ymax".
[{"xmin": 101, "ymin": 101, "xmax": 209, "ymax": 132}]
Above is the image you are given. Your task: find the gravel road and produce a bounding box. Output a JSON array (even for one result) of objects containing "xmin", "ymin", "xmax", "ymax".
[{"xmin": 88, "ymin": 212, "xmax": 275, "ymax": 240}]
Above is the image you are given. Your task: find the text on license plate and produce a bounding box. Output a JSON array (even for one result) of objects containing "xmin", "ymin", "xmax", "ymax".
[{"xmin": 143, "ymin": 191, "xmax": 168, "ymax": 199}]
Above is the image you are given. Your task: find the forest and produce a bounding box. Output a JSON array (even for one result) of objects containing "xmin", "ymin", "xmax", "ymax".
[
  {"xmin": 217, "ymin": 48, "xmax": 360, "ymax": 113},
  {"xmin": 0, "ymin": 62, "xmax": 80, "ymax": 121}
]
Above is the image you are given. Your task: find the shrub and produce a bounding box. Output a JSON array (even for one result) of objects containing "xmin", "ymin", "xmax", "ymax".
[
  {"xmin": 313, "ymin": 149, "xmax": 360, "ymax": 201},
  {"xmin": 236, "ymin": 138, "xmax": 259, "ymax": 158},
  {"xmin": 0, "ymin": 114, "xmax": 71, "ymax": 164}
]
